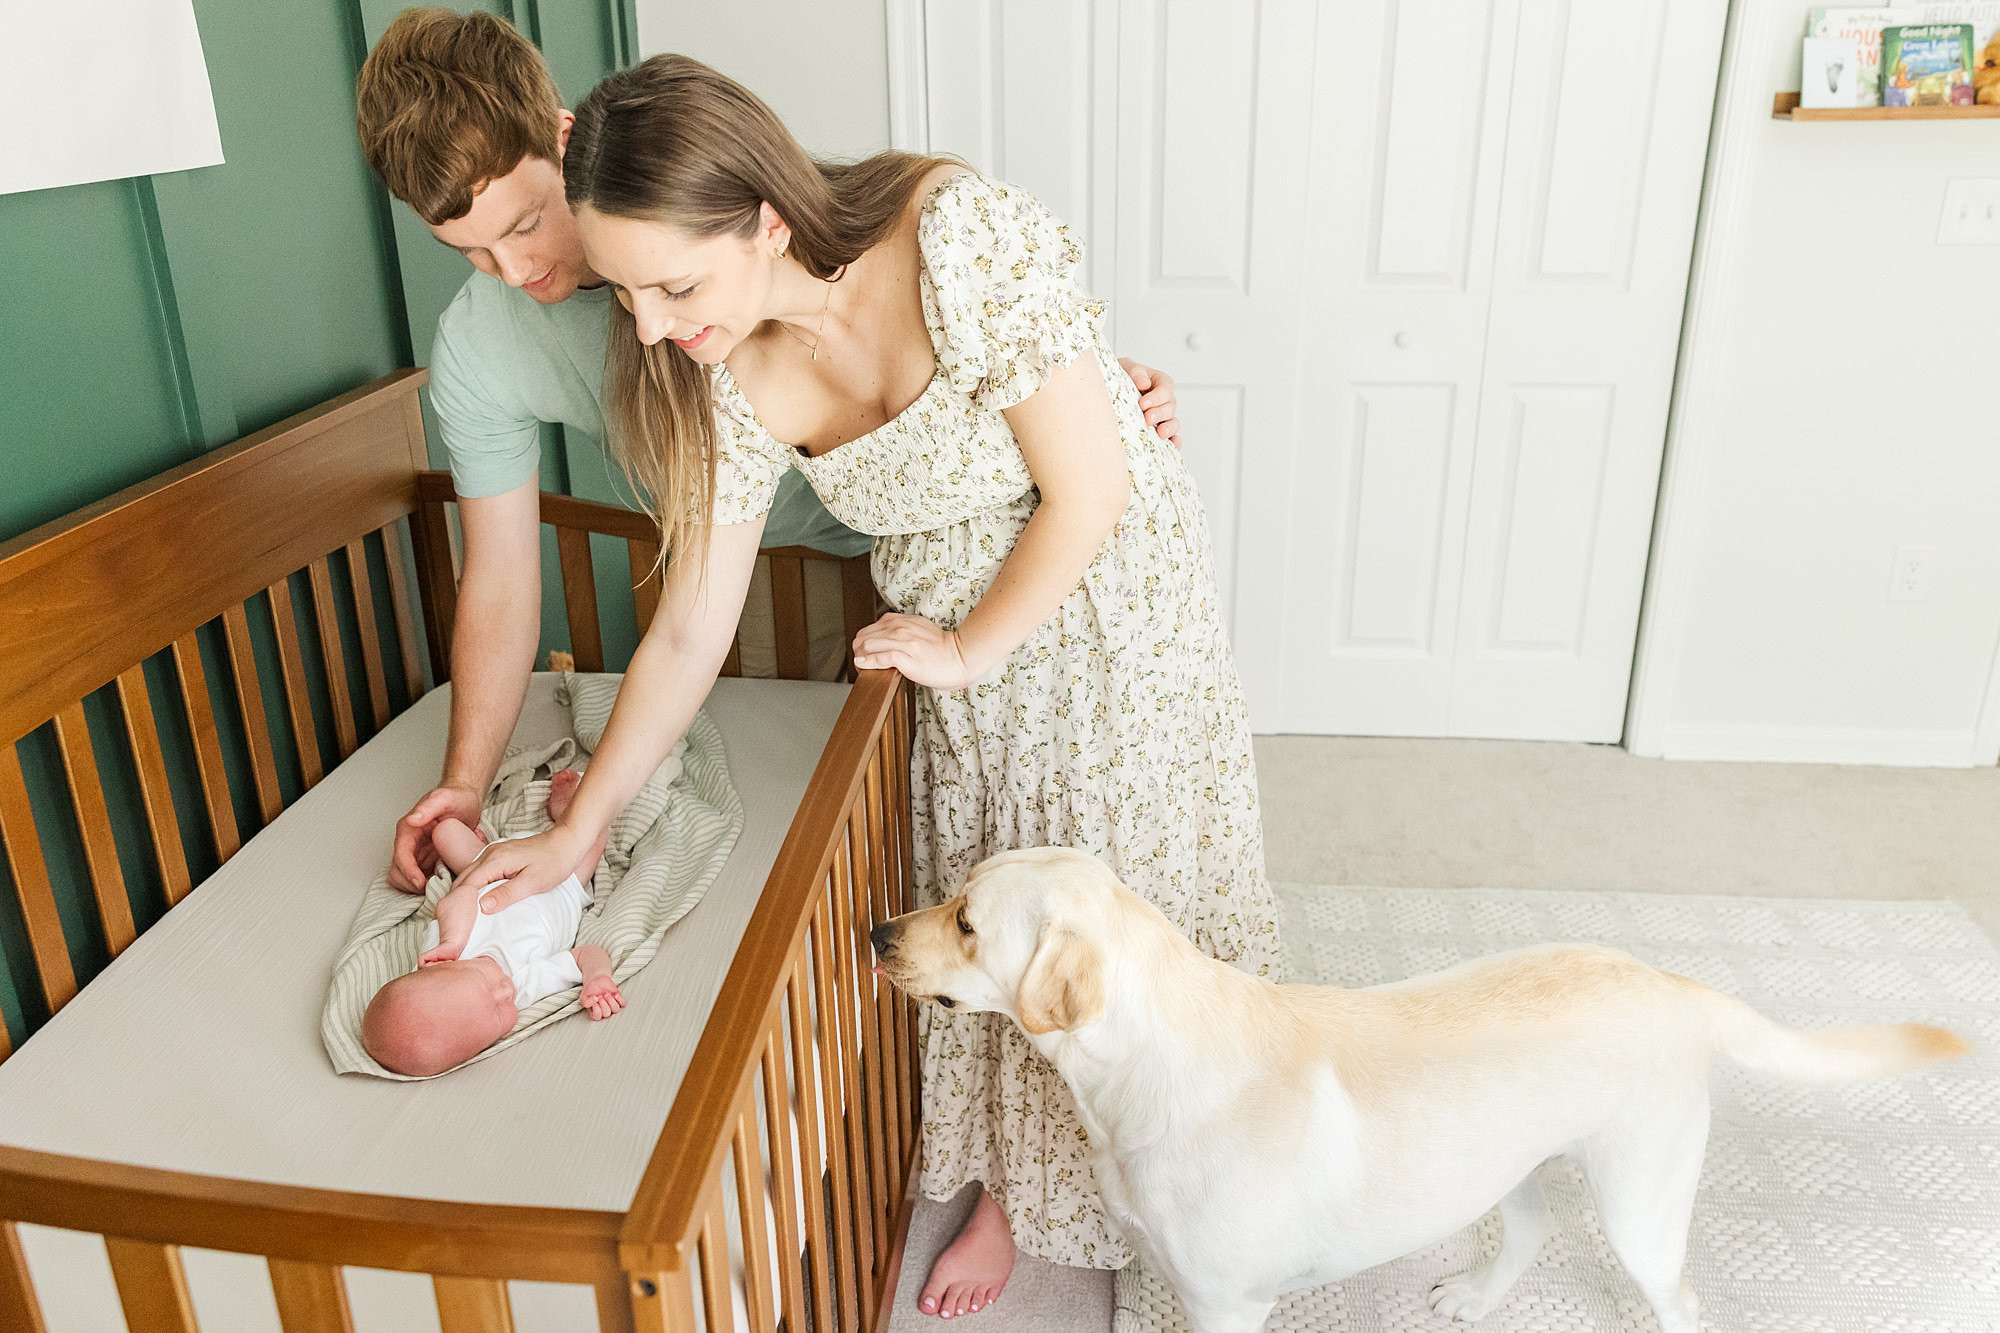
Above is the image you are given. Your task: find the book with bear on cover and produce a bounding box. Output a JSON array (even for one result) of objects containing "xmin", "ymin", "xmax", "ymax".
[{"xmin": 1882, "ymin": 21, "xmax": 1978, "ymax": 103}]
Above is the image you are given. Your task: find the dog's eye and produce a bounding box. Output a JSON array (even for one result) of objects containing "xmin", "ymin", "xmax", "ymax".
[
  {"xmin": 937, "ymin": 995, "xmax": 957, "ymax": 1009},
  {"xmin": 956, "ymin": 905, "xmax": 973, "ymax": 936}
]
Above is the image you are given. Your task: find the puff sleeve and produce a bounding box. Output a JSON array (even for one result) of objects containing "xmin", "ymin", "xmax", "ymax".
[
  {"xmin": 921, "ymin": 174, "xmax": 1108, "ymax": 413},
  {"xmin": 701, "ymin": 369, "xmax": 794, "ymax": 526}
]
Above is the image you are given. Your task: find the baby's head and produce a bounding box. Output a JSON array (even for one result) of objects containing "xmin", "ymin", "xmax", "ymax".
[{"xmin": 362, "ymin": 957, "xmax": 518, "ymax": 1076}]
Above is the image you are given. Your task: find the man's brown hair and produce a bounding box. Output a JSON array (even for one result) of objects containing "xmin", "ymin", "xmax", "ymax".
[{"xmin": 355, "ymin": 8, "xmax": 564, "ymax": 225}]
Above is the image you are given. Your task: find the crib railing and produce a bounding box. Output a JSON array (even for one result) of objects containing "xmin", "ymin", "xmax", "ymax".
[
  {"xmin": 0, "ymin": 369, "xmax": 920, "ymax": 1331},
  {"xmin": 622, "ymin": 666, "xmax": 918, "ymax": 1333}
]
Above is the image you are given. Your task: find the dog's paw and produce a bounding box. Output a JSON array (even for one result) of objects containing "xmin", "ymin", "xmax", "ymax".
[{"xmin": 1427, "ymin": 1276, "xmax": 1499, "ymax": 1323}]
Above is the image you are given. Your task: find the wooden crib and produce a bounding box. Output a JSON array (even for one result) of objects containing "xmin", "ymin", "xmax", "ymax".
[{"xmin": 0, "ymin": 369, "xmax": 920, "ymax": 1332}]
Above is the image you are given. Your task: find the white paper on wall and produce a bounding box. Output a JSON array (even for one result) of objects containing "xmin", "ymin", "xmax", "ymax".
[{"xmin": 0, "ymin": 0, "xmax": 224, "ymax": 196}]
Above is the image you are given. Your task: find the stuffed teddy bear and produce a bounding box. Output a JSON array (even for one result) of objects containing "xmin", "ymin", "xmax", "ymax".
[{"xmin": 1977, "ymin": 30, "xmax": 2000, "ymax": 105}]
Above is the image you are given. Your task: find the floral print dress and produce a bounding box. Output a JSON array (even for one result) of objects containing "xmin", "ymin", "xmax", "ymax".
[{"xmin": 704, "ymin": 172, "xmax": 1280, "ymax": 1268}]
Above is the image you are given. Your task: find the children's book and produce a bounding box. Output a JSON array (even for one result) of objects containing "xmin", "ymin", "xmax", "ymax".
[
  {"xmin": 1919, "ymin": 2, "xmax": 2000, "ymax": 50},
  {"xmin": 1809, "ymin": 8, "xmax": 1927, "ymax": 102},
  {"xmin": 1882, "ymin": 22, "xmax": 1977, "ymax": 104}
]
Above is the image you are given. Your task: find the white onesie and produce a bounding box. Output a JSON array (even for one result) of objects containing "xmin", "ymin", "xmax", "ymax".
[{"xmin": 418, "ymin": 835, "xmax": 593, "ymax": 1006}]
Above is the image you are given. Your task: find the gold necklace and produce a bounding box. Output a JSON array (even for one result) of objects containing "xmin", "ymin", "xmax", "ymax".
[{"xmin": 781, "ymin": 276, "xmax": 835, "ymax": 361}]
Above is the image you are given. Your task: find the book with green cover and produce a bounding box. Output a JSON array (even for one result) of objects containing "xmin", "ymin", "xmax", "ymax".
[{"xmin": 1882, "ymin": 21, "xmax": 1977, "ymax": 103}]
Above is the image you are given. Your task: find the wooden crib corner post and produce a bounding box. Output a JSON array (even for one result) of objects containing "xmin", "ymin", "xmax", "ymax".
[{"xmin": 617, "ymin": 1259, "xmax": 697, "ymax": 1333}]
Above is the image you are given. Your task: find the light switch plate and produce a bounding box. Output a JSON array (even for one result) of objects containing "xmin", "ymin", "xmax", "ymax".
[{"xmin": 1938, "ymin": 179, "xmax": 2000, "ymax": 246}]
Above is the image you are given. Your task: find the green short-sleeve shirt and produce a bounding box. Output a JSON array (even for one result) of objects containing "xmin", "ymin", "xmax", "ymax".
[{"xmin": 428, "ymin": 272, "xmax": 867, "ymax": 556}]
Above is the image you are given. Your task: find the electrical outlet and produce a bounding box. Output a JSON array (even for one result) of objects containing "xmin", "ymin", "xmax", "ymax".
[
  {"xmin": 1938, "ymin": 180, "xmax": 2000, "ymax": 246},
  {"xmin": 1889, "ymin": 545, "xmax": 1935, "ymax": 603}
]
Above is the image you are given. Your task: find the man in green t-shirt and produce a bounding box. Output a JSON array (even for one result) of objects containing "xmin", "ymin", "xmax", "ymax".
[{"xmin": 356, "ymin": 10, "xmax": 1184, "ymax": 892}]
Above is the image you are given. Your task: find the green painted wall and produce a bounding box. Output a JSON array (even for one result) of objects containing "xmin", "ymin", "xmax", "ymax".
[{"xmin": 0, "ymin": 0, "xmax": 639, "ymax": 1045}]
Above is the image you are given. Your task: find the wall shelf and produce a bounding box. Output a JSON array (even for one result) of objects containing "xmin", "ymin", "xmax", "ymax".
[{"xmin": 1773, "ymin": 91, "xmax": 2000, "ymax": 120}]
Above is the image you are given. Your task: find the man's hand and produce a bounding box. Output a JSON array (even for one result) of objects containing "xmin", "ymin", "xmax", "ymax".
[
  {"xmin": 390, "ymin": 784, "xmax": 484, "ymax": 892},
  {"xmin": 1120, "ymin": 358, "xmax": 1182, "ymax": 449}
]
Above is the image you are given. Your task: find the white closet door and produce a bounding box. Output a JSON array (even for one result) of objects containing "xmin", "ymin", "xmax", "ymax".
[
  {"xmin": 1107, "ymin": 0, "xmax": 1319, "ymax": 725},
  {"xmin": 1447, "ymin": 0, "xmax": 1728, "ymax": 741},
  {"xmin": 1272, "ymin": 0, "xmax": 1523, "ymax": 736},
  {"xmin": 920, "ymin": 0, "xmax": 1119, "ymax": 299}
]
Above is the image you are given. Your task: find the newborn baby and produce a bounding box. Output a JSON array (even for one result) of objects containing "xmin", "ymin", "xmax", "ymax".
[{"xmin": 362, "ymin": 769, "xmax": 623, "ymax": 1075}]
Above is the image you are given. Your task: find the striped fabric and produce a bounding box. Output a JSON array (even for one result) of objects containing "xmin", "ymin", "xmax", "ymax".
[{"xmin": 320, "ymin": 673, "xmax": 743, "ymax": 1079}]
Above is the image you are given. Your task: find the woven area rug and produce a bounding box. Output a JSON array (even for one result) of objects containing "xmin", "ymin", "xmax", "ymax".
[{"xmin": 1112, "ymin": 884, "xmax": 2000, "ymax": 1332}]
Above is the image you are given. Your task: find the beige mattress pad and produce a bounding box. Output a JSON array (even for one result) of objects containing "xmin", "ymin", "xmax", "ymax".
[{"xmin": 0, "ymin": 674, "xmax": 848, "ymax": 1213}]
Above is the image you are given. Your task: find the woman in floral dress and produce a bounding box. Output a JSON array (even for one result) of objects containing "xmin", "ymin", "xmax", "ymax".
[{"xmin": 457, "ymin": 54, "xmax": 1280, "ymax": 1319}]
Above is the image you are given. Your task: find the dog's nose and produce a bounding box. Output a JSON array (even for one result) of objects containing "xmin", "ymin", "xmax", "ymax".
[{"xmin": 870, "ymin": 921, "xmax": 894, "ymax": 959}]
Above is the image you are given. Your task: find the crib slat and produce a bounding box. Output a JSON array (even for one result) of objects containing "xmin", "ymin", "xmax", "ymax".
[
  {"xmin": 844, "ymin": 825, "xmax": 893, "ymax": 1251},
  {"xmin": 787, "ymin": 971, "xmax": 837, "ymax": 1333},
  {"xmin": 268, "ymin": 1258, "xmax": 353, "ymax": 1332},
  {"xmin": 1, "ymin": 1221, "xmax": 47, "ymax": 1333},
  {"xmin": 170, "ymin": 633, "xmax": 241, "ymax": 863},
  {"xmin": 105, "ymin": 1237, "xmax": 198, "ymax": 1333},
  {"xmin": 411, "ymin": 494, "xmax": 457, "ymax": 686},
  {"xmin": 828, "ymin": 838, "xmax": 881, "ymax": 1280},
  {"xmin": 52, "ymin": 704, "xmax": 137, "ymax": 958},
  {"xmin": 696, "ymin": 1191, "xmax": 732, "ymax": 1333},
  {"xmin": 861, "ymin": 759, "xmax": 902, "ymax": 1177},
  {"xmin": 115, "ymin": 667, "xmax": 194, "ymax": 907},
  {"xmin": 769, "ymin": 555, "xmax": 808, "ymax": 681},
  {"xmin": 379, "ymin": 521, "xmax": 426, "ymax": 707},
  {"xmin": 1, "ymin": 744, "xmax": 78, "ymax": 1013},
  {"xmin": 557, "ymin": 528, "xmax": 606, "ymax": 673},
  {"xmin": 809, "ymin": 899, "xmax": 863, "ymax": 1330},
  {"xmin": 628, "ymin": 539, "xmax": 662, "ymax": 639},
  {"xmin": 221, "ymin": 604, "xmax": 283, "ymax": 823},
  {"xmin": 841, "ymin": 558, "xmax": 875, "ymax": 680},
  {"xmin": 884, "ymin": 725, "xmax": 915, "ymax": 1151},
  {"xmin": 265, "ymin": 579, "xmax": 325, "ymax": 791},
  {"xmin": 731, "ymin": 1103, "xmax": 777, "ymax": 1332},
  {"xmin": 595, "ymin": 1280, "xmax": 640, "ymax": 1333},
  {"xmin": 434, "ymin": 1275, "xmax": 512, "ymax": 1332},
  {"xmin": 308, "ymin": 558, "xmax": 360, "ymax": 759},
  {"xmin": 345, "ymin": 539, "xmax": 392, "ymax": 732},
  {"xmin": 760, "ymin": 1028, "xmax": 810, "ymax": 1332}
]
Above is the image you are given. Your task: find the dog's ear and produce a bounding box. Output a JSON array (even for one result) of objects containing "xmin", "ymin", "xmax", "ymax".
[{"xmin": 1017, "ymin": 926, "xmax": 1104, "ymax": 1035}]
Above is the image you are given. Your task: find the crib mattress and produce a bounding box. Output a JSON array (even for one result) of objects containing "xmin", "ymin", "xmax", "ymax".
[{"xmin": 0, "ymin": 673, "xmax": 848, "ymax": 1213}]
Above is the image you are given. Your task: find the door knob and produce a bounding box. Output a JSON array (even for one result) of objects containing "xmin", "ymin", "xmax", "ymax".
[
  {"xmin": 1185, "ymin": 331, "xmax": 1208, "ymax": 351},
  {"xmin": 1393, "ymin": 331, "xmax": 1414, "ymax": 349}
]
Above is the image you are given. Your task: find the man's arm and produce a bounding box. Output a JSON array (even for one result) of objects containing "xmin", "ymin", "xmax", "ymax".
[{"xmin": 388, "ymin": 478, "xmax": 544, "ymax": 890}]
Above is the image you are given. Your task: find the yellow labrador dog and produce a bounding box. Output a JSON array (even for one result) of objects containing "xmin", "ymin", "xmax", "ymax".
[{"xmin": 870, "ymin": 848, "xmax": 1968, "ymax": 1333}]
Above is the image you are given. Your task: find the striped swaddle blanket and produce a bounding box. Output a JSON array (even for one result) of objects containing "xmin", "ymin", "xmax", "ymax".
[{"xmin": 320, "ymin": 673, "xmax": 743, "ymax": 1079}]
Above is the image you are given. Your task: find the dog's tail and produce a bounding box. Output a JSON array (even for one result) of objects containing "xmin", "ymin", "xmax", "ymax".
[{"xmin": 1675, "ymin": 976, "xmax": 1968, "ymax": 1084}]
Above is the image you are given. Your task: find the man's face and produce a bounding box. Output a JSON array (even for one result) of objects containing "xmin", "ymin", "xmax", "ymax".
[{"xmin": 429, "ymin": 152, "xmax": 595, "ymax": 303}]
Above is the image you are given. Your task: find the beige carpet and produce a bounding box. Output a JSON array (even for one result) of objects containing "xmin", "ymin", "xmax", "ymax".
[{"xmin": 1114, "ymin": 882, "xmax": 2000, "ymax": 1331}]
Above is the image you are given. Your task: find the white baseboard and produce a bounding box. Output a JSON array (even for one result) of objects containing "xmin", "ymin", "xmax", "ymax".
[{"xmin": 1657, "ymin": 723, "xmax": 1984, "ymax": 768}]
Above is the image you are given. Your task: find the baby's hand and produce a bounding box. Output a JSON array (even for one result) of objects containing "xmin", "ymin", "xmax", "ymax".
[
  {"xmin": 420, "ymin": 885, "xmax": 478, "ymax": 965},
  {"xmin": 580, "ymin": 974, "xmax": 625, "ymax": 1020}
]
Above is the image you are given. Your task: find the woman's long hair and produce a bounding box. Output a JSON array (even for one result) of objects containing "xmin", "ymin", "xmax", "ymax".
[{"xmin": 565, "ymin": 54, "xmax": 958, "ymax": 565}]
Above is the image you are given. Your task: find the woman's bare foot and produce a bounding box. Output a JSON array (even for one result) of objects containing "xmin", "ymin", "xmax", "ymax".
[{"xmin": 919, "ymin": 1188, "xmax": 1014, "ymax": 1319}]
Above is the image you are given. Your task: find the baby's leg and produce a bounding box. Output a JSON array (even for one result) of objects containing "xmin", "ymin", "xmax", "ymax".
[
  {"xmin": 546, "ymin": 770, "xmax": 611, "ymax": 888},
  {"xmin": 430, "ymin": 817, "xmax": 489, "ymax": 878}
]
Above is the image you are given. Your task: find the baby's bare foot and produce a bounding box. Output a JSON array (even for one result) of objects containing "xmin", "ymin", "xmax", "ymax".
[{"xmin": 547, "ymin": 768, "xmax": 583, "ymax": 820}]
